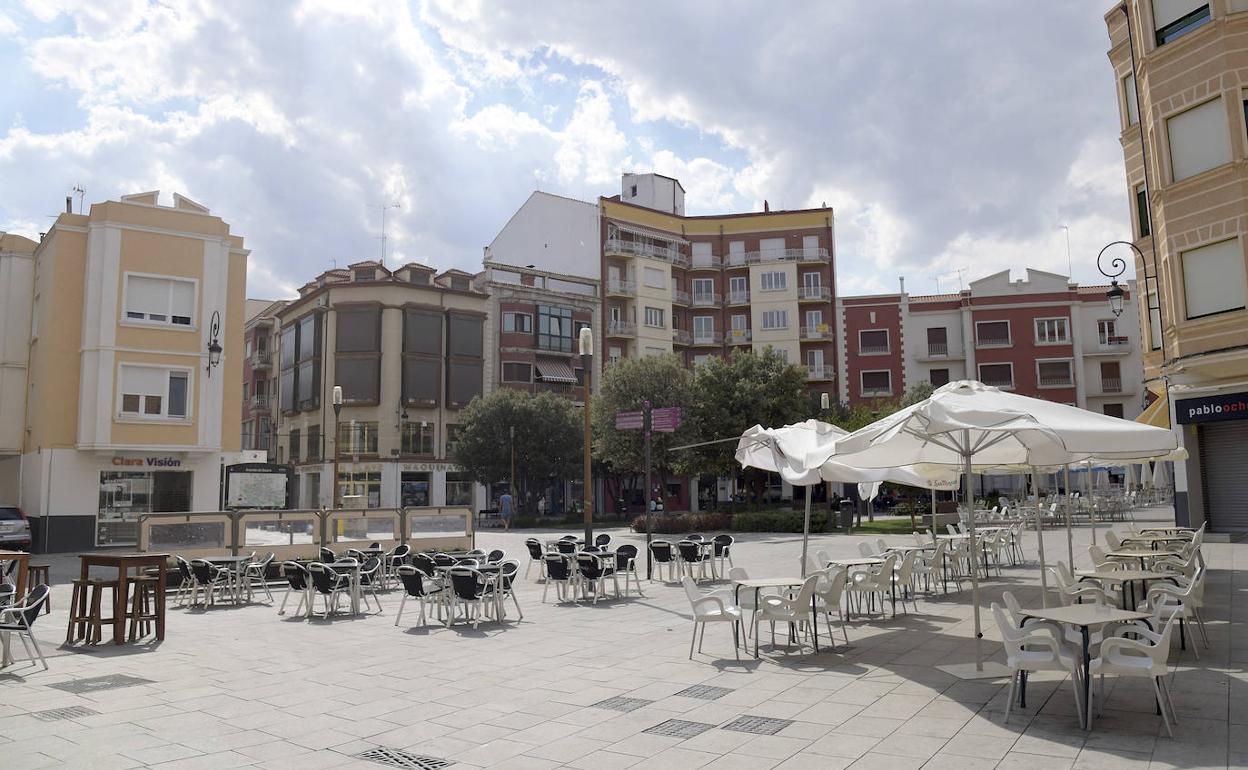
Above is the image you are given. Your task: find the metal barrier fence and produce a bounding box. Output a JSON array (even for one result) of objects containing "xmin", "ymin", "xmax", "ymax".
[{"xmin": 137, "ymin": 507, "xmax": 474, "ymax": 560}]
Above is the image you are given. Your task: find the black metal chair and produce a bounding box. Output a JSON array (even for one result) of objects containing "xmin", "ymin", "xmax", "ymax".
[
  {"xmin": 542, "ymin": 554, "xmax": 576, "ymax": 603},
  {"xmin": 358, "ymin": 557, "xmax": 384, "ymax": 613},
  {"xmin": 307, "ymin": 562, "xmax": 351, "ymax": 619},
  {"xmin": 486, "ymin": 549, "xmax": 506, "ymax": 564},
  {"xmin": 712, "ymin": 534, "xmax": 735, "ymax": 578},
  {"xmin": 432, "ymin": 553, "xmax": 456, "ymax": 569},
  {"xmin": 677, "ymin": 540, "xmax": 711, "ymax": 582},
  {"xmin": 188, "ymin": 559, "xmax": 230, "ymax": 607},
  {"xmin": 412, "ymin": 553, "xmax": 437, "ymax": 575},
  {"xmin": 687, "ymin": 534, "xmax": 706, "ymax": 543},
  {"xmin": 594, "ymin": 533, "xmax": 612, "ymax": 548},
  {"xmin": 319, "ymin": 547, "xmax": 337, "ymax": 563},
  {"xmin": 0, "ymin": 581, "xmax": 14, "ymax": 608},
  {"xmin": 524, "ymin": 538, "xmax": 546, "ymax": 579},
  {"xmin": 277, "ymin": 561, "xmax": 309, "ymax": 616},
  {"xmin": 386, "ymin": 544, "xmax": 412, "ymax": 589},
  {"xmin": 173, "ymin": 556, "xmax": 195, "ymax": 607},
  {"xmin": 615, "ymin": 544, "xmax": 643, "ymax": 597},
  {"xmin": 447, "ymin": 568, "xmax": 489, "ymax": 628},
  {"xmin": 243, "ymin": 552, "xmax": 276, "ymax": 603},
  {"xmin": 576, "ymin": 552, "xmax": 618, "ymax": 603},
  {"xmin": 649, "ymin": 540, "xmax": 677, "ymax": 582},
  {"xmin": 0, "ymin": 584, "xmax": 51, "ymax": 670},
  {"xmin": 555, "ymin": 540, "xmax": 578, "ymax": 556},
  {"xmin": 395, "ymin": 566, "xmax": 442, "ymax": 627}
]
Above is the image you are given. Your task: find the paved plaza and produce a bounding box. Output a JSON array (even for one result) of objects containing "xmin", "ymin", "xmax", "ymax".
[{"xmin": 1, "ymin": 506, "xmax": 1242, "ymax": 769}]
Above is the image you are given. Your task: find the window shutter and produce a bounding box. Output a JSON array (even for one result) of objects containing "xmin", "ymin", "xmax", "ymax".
[
  {"xmin": 120, "ymin": 365, "xmax": 167, "ymax": 396},
  {"xmin": 1168, "ymin": 97, "xmax": 1230, "ymax": 182},
  {"xmin": 126, "ymin": 276, "xmax": 168, "ymax": 317},
  {"xmin": 170, "ymin": 280, "xmax": 196, "ymax": 319}
]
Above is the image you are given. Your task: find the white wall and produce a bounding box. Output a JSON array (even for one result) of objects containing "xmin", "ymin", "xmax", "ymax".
[
  {"xmin": 0, "ymin": 247, "xmax": 34, "ymax": 454},
  {"xmin": 484, "ymin": 192, "xmax": 601, "ymax": 279}
]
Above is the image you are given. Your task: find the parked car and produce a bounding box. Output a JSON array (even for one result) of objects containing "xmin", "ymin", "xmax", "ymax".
[{"xmin": 0, "ymin": 505, "xmax": 31, "ymax": 551}]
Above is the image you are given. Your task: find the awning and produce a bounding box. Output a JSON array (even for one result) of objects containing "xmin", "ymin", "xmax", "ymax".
[
  {"xmin": 1136, "ymin": 395, "xmax": 1170, "ymax": 428},
  {"xmin": 611, "ymin": 221, "xmax": 688, "ymax": 245},
  {"xmin": 535, "ymin": 358, "xmax": 578, "ymax": 384}
]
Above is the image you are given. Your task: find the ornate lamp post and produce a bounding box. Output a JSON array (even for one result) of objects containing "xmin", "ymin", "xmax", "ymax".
[
  {"xmin": 331, "ymin": 385, "xmax": 343, "ymax": 510},
  {"xmin": 206, "ymin": 310, "xmax": 223, "ymax": 376},
  {"xmin": 579, "ymin": 326, "xmax": 594, "ymax": 546},
  {"xmin": 1095, "ymin": 241, "xmax": 1141, "ymax": 319}
]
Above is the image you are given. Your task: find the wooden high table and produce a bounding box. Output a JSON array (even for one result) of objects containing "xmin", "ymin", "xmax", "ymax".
[
  {"xmin": 0, "ymin": 550, "xmax": 30, "ymax": 600},
  {"xmin": 78, "ymin": 553, "xmax": 169, "ymax": 645}
]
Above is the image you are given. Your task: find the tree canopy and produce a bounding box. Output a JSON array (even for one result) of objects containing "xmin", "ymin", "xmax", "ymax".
[{"xmin": 591, "ymin": 354, "xmax": 694, "ymax": 478}]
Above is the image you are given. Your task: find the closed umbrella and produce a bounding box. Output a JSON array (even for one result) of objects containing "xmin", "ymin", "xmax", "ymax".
[
  {"xmin": 807, "ymin": 380, "xmax": 1177, "ymax": 678},
  {"xmin": 1153, "ymin": 459, "xmax": 1171, "ymax": 489}
]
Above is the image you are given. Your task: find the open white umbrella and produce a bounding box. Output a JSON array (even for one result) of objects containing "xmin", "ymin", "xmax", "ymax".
[
  {"xmin": 736, "ymin": 420, "xmax": 960, "ymax": 576},
  {"xmin": 807, "ymin": 380, "xmax": 1177, "ymax": 678}
]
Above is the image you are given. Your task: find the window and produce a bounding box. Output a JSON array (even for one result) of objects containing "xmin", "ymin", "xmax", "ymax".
[
  {"xmin": 760, "ymin": 271, "xmax": 787, "ymax": 291},
  {"xmin": 1098, "ymin": 320, "xmax": 1120, "ymax": 346},
  {"xmin": 335, "ymin": 306, "xmax": 381, "ymax": 404},
  {"xmin": 728, "ymin": 240, "xmax": 746, "ymax": 265},
  {"xmin": 1135, "ymin": 184, "xmax": 1150, "ymax": 238},
  {"xmin": 123, "ymin": 274, "xmax": 196, "ymax": 327},
  {"xmin": 927, "ymin": 327, "xmax": 948, "ymax": 356},
  {"xmin": 502, "ymin": 362, "xmax": 532, "ymax": 383},
  {"xmin": 307, "ymin": 425, "xmax": 321, "ymax": 462},
  {"xmin": 693, "ymin": 316, "xmax": 715, "ymax": 339},
  {"xmin": 692, "ymin": 278, "xmax": 714, "ymax": 299},
  {"xmin": 118, "ymin": 365, "xmax": 191, "ymax": 420},
  {"xmin": 445, "ymin": 424, "xmax": 461, "ymax": 457},
  {"xmin": 450, "ymin": 275, "xmax": 470, "ymax": 291},
  {"xmin": 338, "ymin": 421, "xmax": 379, "ymax": 455},
  {"xmin": 1183, "ymin": 238, "xmax": 1248, "ymax": 318},
  {"xmin": 975, "ymin": 320, "xmax": 1011, "ymax": 347},
  {"xmin": 861, "ymin": 370, "xmax": 891, "ymax": 396},
  {"xmin": 1154, "ymin": 2, "xmax": 1210, "ymax": 46},
  {"xmin": 1035, "ymin": 318, "xmax": 1069, "ymax": 344},
  {"xmin": 447, "ymin": 313, "xmax": 484, "ymax": 409},
  {"xmin": 629, "ymin": 184, "xmax": 638, "ymax": 196},
  {"xmin": 1103, "ymin": 403, "xmax": 1125, "ymax": 419},
  {"xmin": 537, "ymin": 305, "xmax": 573, "ymax": 352},
  {"xmin": 403, "ymin": 310, "xmax": 442, "ymax": 406},
  {"xmin": 353, "ymin": 268, "xmax": 375, "ymax": 282},
  {"xmin": 1037, "ymin": 360, "xmax": 1073, "ymax": 387},
  {"xmin": 691, "ymin": 242, "xmax": 714, "ymax": 267},
  {"xmin": 644, "ymin": 307, "xmax": 665, "ymax": 328},
  {"xmin": 282, "ymin": 313, "xmax": 322, "ymax": 413},
  {"xmin": 445, "ymin": 472, "xmax": 474, "ymax": 506},
  {"xmin": 762, "ymin": 310, "xmax": 788, "ymax": 329},
  {"xmin": 502, "ymin": 312, "xmax": 532, "ymax": 333},
  {"xmin": 1123, "ymin": 73, "xmax": 1139, "ymax": 126},
  {"xmin": 978, "ymin": 363, "xmax": 1014, "ymax": 388},
  {"xmin": 401, "ymin": 421, "xmax": 435, "ymax": 455},
  {"xmin": 338, "ymin": 471, "xmax": 381, "ymax": 509},
  {"xmin": 409, "ymin": 270, "xmax": 431, "ymax": 285},
  {"xmin": 859, "ymin": 329, "xmax": 889, "ymax": 354},
  {"xmin": 400, "ymin": 471, "xmax": 431, "ymax": 507},
  {"xmin": 1101, "ymin": 361, "xmax": 1123, "ymax": 392},
  {"xmin": 1146, "ymin": 291, "xmax": 1162, "ymax": 350},
  {"xmin": 930, "ymin": 368, "xmax": 950, "ymax": 387},
  {"xmin": 805, "ymin": 310, "xmax": 823, "ymax": 331},
  {"xmin": 289, "ymin": 428, "xmax": 301, "ymax": 462},
  {"xmin": 448, "ymin": 313, "xmax": 484, "ymax": 358},
  {"xmin": 1167, "ymin": 97, "xmax": 1230, "ymax": 183},
  {"xmin": 728, "ymin": 276, "xmax": 748, "ymax": 302},
  {"xmin": 642, "ymin": 267, "xmax": 666, "ymax": 289}
]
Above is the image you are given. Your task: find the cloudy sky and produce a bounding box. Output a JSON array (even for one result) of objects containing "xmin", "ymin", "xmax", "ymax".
[{"xmin": 0, "ymin": 1, "xmax": 1130, "ymax": 299}]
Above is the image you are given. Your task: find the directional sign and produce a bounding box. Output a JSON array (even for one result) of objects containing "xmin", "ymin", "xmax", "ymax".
[
  {"xmin": 615, "ymin": 411, "xmax": 644, "ymax": 430},
  {"xmin": 651, "ymin": 406, "xmax": 682, "ymax": 433}
]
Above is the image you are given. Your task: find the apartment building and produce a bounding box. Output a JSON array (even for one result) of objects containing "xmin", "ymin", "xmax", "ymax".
[
  {"xmin": 1106, "ymin": 0, "xmax": 1248, "ymax": 530},
  {"xmin": 838, "ymin": 269, "xmax": 1145, "ymax": 417},
  {"xmin": 240, "ymin": 298, "xmax": 286, "ymax": 457},
  {"xmin": 274, "ymin": 260, "xmax": 487, "ymax": 512},
  {"xmin": 0, "ymin": 192, "xmax": 248, "ymax": 551},
  {"xmin": 477, "ymin": 262, "xmax": 600, "ymax": 400}
]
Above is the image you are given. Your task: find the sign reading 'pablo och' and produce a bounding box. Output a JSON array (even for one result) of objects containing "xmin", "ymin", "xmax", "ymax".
[
  {"xmin": 1175, "ymin": 392, "xmax": 1248, "ymax": 424},
  {"xmin": 111, "ymin": 456, "xmax": 184, "ymax": 468}
]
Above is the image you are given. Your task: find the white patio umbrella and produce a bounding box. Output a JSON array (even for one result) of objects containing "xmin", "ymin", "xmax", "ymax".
[
  {"xmin": 1153, "ymin": 459, "xmax": 1171, "ymax": 489},
  {"xmin": 806, "ymin": 380, "xmax": 1177, "ymax": 678},
  {"xmin": 736, "ymin": 420, "xmax": 960, "ymax": 576}
]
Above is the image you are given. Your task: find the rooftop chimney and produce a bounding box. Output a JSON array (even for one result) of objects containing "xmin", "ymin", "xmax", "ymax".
[
  {"xmin": 763, "ymin": 200, "xmax": 770, "ymax": 212},
  {"xmin": 899, "ymin": 277, "xmax": 905, "ymax": 294},
  {"xmin": 66, "ymin": 196, "xmax": 73, "ymax": 214}
]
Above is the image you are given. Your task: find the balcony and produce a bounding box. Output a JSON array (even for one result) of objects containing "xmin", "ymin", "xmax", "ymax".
[
  {"xmin": 800, "ymin": 326, "xmax": 832, "ymax": 340},
  {"xmin": 798, "ymin": 286, "xmax": 831, "ymax": 301},
  {"xmin": 745, "ymin": 247, "xmax": 830, "ymax": 264},
  {"xmin": 605, "ymin": 280, "xmax": 636, "ymax": 297},
  {"xmin": 672, "ymin": 329, "xmax": 692, "ymax": 345},
  {"xmin": 606, "ymin": 320, "xmax": 636, "ymax": 337},
  {"xmin": 250, "ymin": 395, "xmax": 269, "ymax": 410},
  {"xmin": 605, "ymin": 237, "xmax": 684, "ymax": 265},
  {"xmin": 1101, "ymin": 377, "xmax": 1123, "ymax": 393},
  {"xmin": 859, "ymin": 344, "xmax": 890, "ymax": 355},
  {"xmin": 690, "ymin": 255, "xmax": 722, "ymax": 270},
  {"xmin": 975, "ymin": 336, "xmax": 1012, "ymax": 349},
  {"xmin": 671, "ymin": 289, "xmax": 690, "ymax": 305},
  {"xmin": 691, "ymin": 292, "xmax": 721, "ymax": 307},
  {"xmin": 725, "ymin": 252, "xmax": 749, "ymax": 268},
  {"xmin": 861, "ymin": 385, "xmax": 893, "ymax": 398},
  {"xmin": 807, "ymin": 365, "xmax": 834, "ymax": 380},
  {"xmin": 1038, "ymin": 376, "xmax": 1074, "ymax": 388},
  {"xmin": 981, "ymin": 377, "xmax": 1015, "ymax": 389},
  {"xmin": 927, "ymin": 342, "xmax": 948, "ymax": 357},
  {"xmin": 250, "ymin": 350, "xmax": 272, "ymax": 369},
  {"xmin": 1089, "ymin": 336, "xmax": 1132, "ymax": 355},
  {"xmin": 692, "ymin": 332, "xmax": 723, "ymax": 346},
  {"xmin": 726, "ymin": 290, "xmax": 750, "ymax": 305},
  {"xmin": 728, "ymin": 328, "xmax": 752, "ymax": 344}
]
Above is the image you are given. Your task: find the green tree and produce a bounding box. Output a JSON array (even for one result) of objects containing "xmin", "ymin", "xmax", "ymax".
[
  {"xmin": 591, "ymin": 354, "xmax": 694, "ymax": 511},
  {"xmin": 451, "ymin": 388, "xmax": 582, "ymax": 513},
  {"xmin": 681, "ymin": 349, "xmax": 811, "ymax": 507}
]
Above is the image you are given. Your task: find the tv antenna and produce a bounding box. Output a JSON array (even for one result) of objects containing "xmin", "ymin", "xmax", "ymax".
[
  {"xmin": 72, "ymin": 184, "xmax": 86, "ymax": 214},
  {"xmin": 1060, "ymin": 224, "xmax": 1072, "ymax": 278},
  {"xmin": 372, "ymin": 202, "xmax": 400, "ymax": 268},
  {"xmin": 954, "ymin": 267, "xmax": 968, "ymax": 291}
]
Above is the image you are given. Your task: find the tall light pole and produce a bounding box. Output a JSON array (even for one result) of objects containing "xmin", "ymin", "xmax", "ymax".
[
  {"xmin": 579, "ymin": 327, "xmax": 594, "ymax": 546},
  {"xmin": 331, "ymin": 386, "xmax": 343, "ymax": 510},
  {"xmin": 509, "ymin": 425, "xmax": 515, "ymax": 502}
]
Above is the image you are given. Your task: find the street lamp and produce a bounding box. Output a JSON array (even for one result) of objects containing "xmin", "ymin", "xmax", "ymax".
[
  {"xmin": 579, "ymin": 326, "xmax": 594, "ymax": 547},
  {"xmin": 206, "ymin": 310, "xmax": 223, "ymax": 376},
  {"xmin": 1096, "ymin": 241, "xmax": 1139, "ymax": 319},
  {"xmin": 332, "ymin": 385, "xmax": 343, "ymax": 510}
]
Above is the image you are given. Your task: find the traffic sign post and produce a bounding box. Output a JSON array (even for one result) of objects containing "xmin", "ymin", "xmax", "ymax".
[{"xmin": 613, "ymin": 401, "xmax": 683, "ymax": 579}]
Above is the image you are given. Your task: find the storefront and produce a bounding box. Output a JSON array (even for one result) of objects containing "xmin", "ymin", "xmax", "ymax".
[
  {"xmin": 1176, "ymin": 390, "xmax": 1248, "ymax": 533},
  {"xmin": 294, "ymin": 460, "xmax": 485, "ymax": 511}
]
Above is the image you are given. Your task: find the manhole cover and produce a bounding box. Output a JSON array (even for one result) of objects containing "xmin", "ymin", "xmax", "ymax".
[
  {"xmin": 674, "ymin": 684, "xmax": 734, "ymax": 700},
  {"xmin": 592, "ymin": 696, "xmax": 654, "ymax": 712},
  {"xmin": 721, "ymin": 715, "xmax": 794, "ymax": 735},
  {"xmin": 355, "ymin": 748, "xmax": 453, "ymax": 769},
  {"xmin": 49, "ymin": 675, "xmax": 155, "ymax": 695},
  {"xmin": 643, "ymin": 719, "xmax": 717, "ymax": 739},
  {"xmin": 30, "ymin": 706, "xmax": 100, "ymax": 722}
]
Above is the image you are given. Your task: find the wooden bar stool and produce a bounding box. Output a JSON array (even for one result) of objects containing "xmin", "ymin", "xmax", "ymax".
[
  {"xmin": 127, "ymin": 576, "xmax": 160, "ymax": 641},
  {"xmin": 65, "ymin": 578, "xmax": 118, "ymax": 644},
  {"xmin": 27, "ymin": 565, "xmax": 50, "ymax": 614}
]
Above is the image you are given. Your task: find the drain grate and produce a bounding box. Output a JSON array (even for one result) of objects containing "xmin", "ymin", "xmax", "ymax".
[
  {"xmin": 49, "ymin": 675, "xmax": 155, "ymax": 695},
  {"xmin": 30, "ymin": 706, "xmax": 100, "ymax": 722},
  {"xmin": 643, "ymin": 719, "xmax": 717, "ymax": 739},
  {"xmin": 721, "ymin": 715, "xmax": 794, "ymax": 735},
  {"xmin": 674, "ymin": 684, "xmax": 734, "ymax": 700},
  {"xmin": 355, "ymin": 748, "xmax": 453, "ymax": 769},
  {"xmin": 591, "ymin": 696, "xmax": 654, "ymax": 712}
]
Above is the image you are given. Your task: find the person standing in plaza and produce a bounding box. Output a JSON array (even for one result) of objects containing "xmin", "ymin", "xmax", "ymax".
[{"xmin": 499, "ymin": 490, "xmax": 514, "ymax": 530}]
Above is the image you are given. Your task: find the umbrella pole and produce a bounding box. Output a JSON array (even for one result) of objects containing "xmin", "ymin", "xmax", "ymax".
[
  {"xmin": 1031, "ymin": 466, "xmax": 1048, "ymax": 608},
  {"xmin": 1086, "ymin": 461, "xmax": 1096, "ymax": 548},
  {"xmin": 1064, "ymin": 465, "xmax": 1074, "ymax": 568},
  {"xmin": 801, "ymin": 486, "xmax": 812, "ymax": 578},
  {"xmin": 962, "ymin": 434, "xmax": 984, "ymax": 671}
]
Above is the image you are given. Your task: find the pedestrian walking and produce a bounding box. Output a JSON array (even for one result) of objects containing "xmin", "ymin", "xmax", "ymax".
[{"xmin": 499, "ymin": 490, "xmax": 514, "ymax": 530}]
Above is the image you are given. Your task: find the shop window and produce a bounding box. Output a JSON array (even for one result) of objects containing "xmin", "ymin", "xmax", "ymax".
[
  {"xmin": 338, "ymin": 471, "xmax": 381, "ymax": 509},
  {"xmin": 445, "ymin": 472, "xmax": 474, "ymax": 506},
  {"xmin": 401, "ymin": 471, "xmax": 432, "ymax": 507}
]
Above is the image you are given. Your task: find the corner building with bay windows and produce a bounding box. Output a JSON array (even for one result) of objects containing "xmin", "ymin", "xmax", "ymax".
[
  {"xmin": 0, "ymin": 192, "xmax": 248, "ymax": 551},
  {"xmin": 274, "ymin": 261, "xmax": 488, "ymax": 512}
]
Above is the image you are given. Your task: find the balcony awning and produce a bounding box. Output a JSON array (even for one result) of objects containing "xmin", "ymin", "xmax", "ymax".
[
  {"xmin": 1135, "ymin": 394, "xmax": 1170, "ymax": 429},
  {"xmin": 535, "ymin": 358, "xmax": 578, "ymax": 384},
  {"xmin": 610, "ymin": 220, "xmax": 688, "ymax": 245}
]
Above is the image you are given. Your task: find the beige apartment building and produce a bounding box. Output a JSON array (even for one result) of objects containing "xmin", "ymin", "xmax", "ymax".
[
  {"xmin": 0, "ymin": 192, "xmax": 248, "ymax": 550},
  {"xmin": 274, "ymin": 261, "xmax": 488, "ymax": 512},
  {"xmin": 1107, "ymin": 0, "xmax": 1248, "ymax": 531}
]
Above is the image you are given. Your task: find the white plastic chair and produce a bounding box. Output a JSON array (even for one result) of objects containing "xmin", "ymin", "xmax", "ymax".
[
  {"xmin": 1089, "ymin": 615, "xmax": 1179, "ymax": 736},
  {"xmin": 991, "ymin": 602, "xmax": 1083, "ymax": 726},
  {"xmin": 682, "ymin": 576, "xmax": 742, "ymax": 659},
  {"xmin": 848, "ymin": 553, "xmax": 898, "ymax": 617},
  {"xmin": 758, "ymin": 574, "xmax": 821, "ymax": 652},
  {"xmin": 813, "ymin": 567, "xmax": 850, "ymax": 646}
]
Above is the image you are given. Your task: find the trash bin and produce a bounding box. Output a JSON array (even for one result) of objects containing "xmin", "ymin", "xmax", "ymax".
[{"xmin": 838, "ymin": 500, "xmax": 855, "ymax": 533}]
